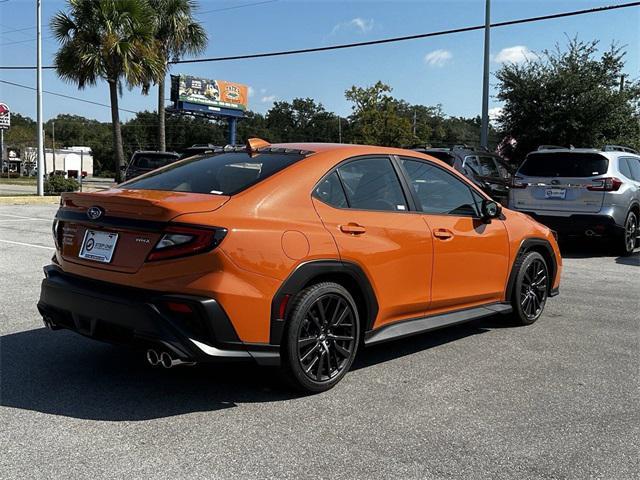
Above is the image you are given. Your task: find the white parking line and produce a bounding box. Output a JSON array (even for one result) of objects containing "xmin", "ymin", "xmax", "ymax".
[
  {"xmin": 0, "ymin": 218, "xmax": 52, "ymax": 223},
  {"xmin": 0, "ymin": 239, "xmax": 55, "ymax": 250},
  {"xmin": 0, "ymin": 213, "xmax": 43, "ymax": 219}
]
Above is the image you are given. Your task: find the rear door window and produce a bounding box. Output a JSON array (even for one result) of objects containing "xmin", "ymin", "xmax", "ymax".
[
  {"xmin": 519, "ymin": 152, "xmax": 609, "ymax": 177},
  {"xmin": 314, "ymin": 171, "xmax": 348, "ymax": 208},
  {"xmin": 337, "ymin": 157, "xmax": 408, "ymax": 212},
  {"xmin": 123, "ymin": 151, "xmax": 306, "ymax": 195},
  {"xmin": 627, "ymin": 157, "xmax": 640, "ymax": 181},
  {"xmin": 618, "ymin": 158, "xmax": 633, "ymax": 179}
]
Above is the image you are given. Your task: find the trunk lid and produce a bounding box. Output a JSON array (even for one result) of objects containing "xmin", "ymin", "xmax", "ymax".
[
  {"xmin": 57, "ymin": 188, "xmax": 229, "ymax": 273},
  {"xmin": 510, "ymin": 152, "xmax": 608, "ymax": 213}
]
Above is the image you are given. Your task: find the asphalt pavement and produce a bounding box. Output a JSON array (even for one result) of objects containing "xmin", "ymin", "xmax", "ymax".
[{"xmin": 0, "ymin": 204, "xmax": 638, "ymax": 479}]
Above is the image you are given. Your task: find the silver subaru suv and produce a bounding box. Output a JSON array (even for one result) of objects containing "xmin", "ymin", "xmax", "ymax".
[{"xmin": 509, "ymin": 146, "xmax": 640, "ymax": 256}]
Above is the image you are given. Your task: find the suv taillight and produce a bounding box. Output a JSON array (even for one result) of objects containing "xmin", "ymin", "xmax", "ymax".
[
  {"xmin": 586, "ymin": 177, "xmax": 623, "ymax": 192},
  {"xmin": 511, "ymin": 176, "xmax": 527, "ymax": 189},
  {"xmin": 146, "ymin": 225, "xmax": 227, "ymax": 262}
]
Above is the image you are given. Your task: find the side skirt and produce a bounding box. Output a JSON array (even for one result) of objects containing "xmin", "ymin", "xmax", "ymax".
[{"xmin": 364, "ymin": 303, "xmax": 512, "ymax": 346}]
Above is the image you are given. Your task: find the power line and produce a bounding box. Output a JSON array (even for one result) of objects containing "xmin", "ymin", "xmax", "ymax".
[
  {"xmin": 174, "ymin": 1, "xmax": 640, "ymax": 65},
  {"xmin": 1, "ymin": 2, "xmax": 638, "ymax": 70},
  {"xmin": 198, "ymin": 0, "xmax": 278, "ymax": 15},
  {"xmin": 0, "ymin": 79, "xmax": 138, "ymax": 114}
]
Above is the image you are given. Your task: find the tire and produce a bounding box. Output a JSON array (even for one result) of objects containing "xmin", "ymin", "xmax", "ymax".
[
  {"xmin": 509, "ymin": 251, "xmax": 549, "ymax": 326},
  {"xmin": 616, "ymin": 210, "xmax": 638, "ymax": 257},
  {"xmin": 280, "ymin": 282, "xmax": 360, "ymax": 393}
]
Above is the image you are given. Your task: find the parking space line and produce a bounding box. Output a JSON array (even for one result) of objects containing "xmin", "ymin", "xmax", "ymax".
[
  {"xmin": 0, "ymin": 218, "xmax": 52, "ymax": 223},
  {"xmin": 0, "ymin": 239, "xmax": 55, "ymax": 250},
  {"xmin": 0, "ymin": 213, "xmax": 43, "ymax": 219}
]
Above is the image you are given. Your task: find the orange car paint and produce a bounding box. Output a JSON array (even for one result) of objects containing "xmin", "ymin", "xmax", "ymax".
[{"xmin": 54, "ymin": 143, "xmax": 561, "ymax": 344}]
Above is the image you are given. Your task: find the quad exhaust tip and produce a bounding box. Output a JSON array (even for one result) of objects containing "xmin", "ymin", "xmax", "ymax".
[{"xmin": 146, "ymin": 349, "xmax": 195, "ymax": 368}]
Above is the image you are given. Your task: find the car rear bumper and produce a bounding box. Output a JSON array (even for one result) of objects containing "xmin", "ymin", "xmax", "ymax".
[
  {"xmin": 37, "ymin": 265, "xmax": 279, "ymax": 366},
  {"xmin": 519, "ymin": 212, "xmax": 622, "ymax": 236}
]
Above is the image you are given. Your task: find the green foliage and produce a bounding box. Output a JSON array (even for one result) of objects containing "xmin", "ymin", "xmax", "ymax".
[
  {"xmin": 345, "ymin": 81, "xmax": 414, "ymax": 147},
  {"xmin": 51, "ymin": 0, "xmax": 165, "ymax": 181},
  {"xmin": 495, "ymin": 38, "xmax": 640, "ymax": 161},
  {"xmin": 150, "ymin": 0, "xmax": 207, "ymax": 61},
  {"xmin": 44, "ymin": 175, "xmax": 80, "ymax": 194}
]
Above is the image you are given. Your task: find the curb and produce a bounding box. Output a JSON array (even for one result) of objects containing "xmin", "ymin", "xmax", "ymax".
[{"xmin": 0, "ymin": 196, "xmax": 61, "ymax": 205}]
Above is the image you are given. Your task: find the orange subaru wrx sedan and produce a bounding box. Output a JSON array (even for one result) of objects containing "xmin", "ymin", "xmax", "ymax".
[{"xmin": 38, "ymin": 139, "xmax": 562, "ymax": 392}]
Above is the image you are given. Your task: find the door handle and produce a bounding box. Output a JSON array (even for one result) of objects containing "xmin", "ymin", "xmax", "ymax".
[
  {"xmin": 340, "ymin": 223, "xmax": 366, "ymax": 235},
  {"xmin": 433, "ymin": 228, "xmax": 454, "ymax": 240}
]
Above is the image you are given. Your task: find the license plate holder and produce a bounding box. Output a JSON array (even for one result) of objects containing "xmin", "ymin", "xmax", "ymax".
[
  {"xmin": 79, "ymin": 229, "xmax": 119, "ymax": 263},
  {"xmin": 545, "ymin": 188, "xmax": 566, "ymax": 200}
]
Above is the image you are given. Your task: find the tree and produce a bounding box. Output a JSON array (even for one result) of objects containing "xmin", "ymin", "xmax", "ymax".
[
  {"xmin": 345, "ymin": 81, "xmax": 414, "ymax": 147},
  {"xmin": 51, "ymin": 0, "xmax": 164, "ymax": 181},
  {"xmin": 149, "ymin": 0, "xmax": 207, "ymax": 152},
  {"xmin": 495, "ymin": 38, "xmax": 640, "ymax": 162}
]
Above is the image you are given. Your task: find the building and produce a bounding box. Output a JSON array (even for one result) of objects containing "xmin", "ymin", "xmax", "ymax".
[{"xmin": 22, "ymin": 147, "xmax": 94, "ymax": 177}]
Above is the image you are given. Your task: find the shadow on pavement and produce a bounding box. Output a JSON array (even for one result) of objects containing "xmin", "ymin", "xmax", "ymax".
[
  {"xmin": 1, "ymin": 316, "xmax": 512, "ymax": 421},
  {"xmin": 0, "ymin": 328, "xmax": 291, "ymax": 421},
  {"xmin": 615, "ymin": 252, "xmax": 639, "ymax": 266}
]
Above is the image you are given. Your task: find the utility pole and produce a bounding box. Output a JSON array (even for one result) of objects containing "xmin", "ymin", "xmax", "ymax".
[
  {"xmin": 413, "ymin": 108, "xmax": 417, "ymax": 137},
  {"xmin": 480, "ymin": 0, "xmax": 491, "ymax": 149},
  {"xmin": 338, "ymin": 117, "xmax": 342, "ymax": 143},
  {"xmin": 36, "ymin": 0, "xmax": 44, "ymax": 195},
  {"xmin": 52, "ymin": 121, "xmax": 56, "ymax": 173}
]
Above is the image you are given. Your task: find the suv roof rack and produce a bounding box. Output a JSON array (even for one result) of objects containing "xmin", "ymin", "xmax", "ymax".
[
  {"xmin": 603, "ymin": 145, "xmax": 638, "ymax": 154},
  {"xmin": 537, "ymin": 145, "xmax": 568, "ymax": 151}
]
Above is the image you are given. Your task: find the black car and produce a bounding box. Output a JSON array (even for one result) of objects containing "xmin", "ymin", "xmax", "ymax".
[
  {"xmin": 412, "ymin": 145, "xmax": 514, "ymax": 204},
  {"xmin": 123, "ymin": 151, "xmax": 181, "ymax": 181}
]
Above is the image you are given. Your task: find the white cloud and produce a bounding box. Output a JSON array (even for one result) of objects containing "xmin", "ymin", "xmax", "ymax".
[
  {"xmin": 494, "ymin": 45, "xmax": 537, "ymax": 64},
  {"xmin": 331, "ymin": 17, "xmax": 374, "ymax": 35},
  {"xmin": 261, "ymin": 95, "xmax": 276, "ymax": 103},
  {"xmin": 488, "ymin": 107, "xmax": 504, "ymax": 124},
  {"xmin": 424, "ymin": 49, "xmax": 453, "ymax": 67}
]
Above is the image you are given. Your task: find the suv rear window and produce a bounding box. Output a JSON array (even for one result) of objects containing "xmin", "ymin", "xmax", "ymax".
[
  {"xmin": 519, "ymin": 152, "xmax": 609, "ymax": 177},
  {"xmin": 123, "ymin": 151, "xmax": 306, "ymax": 195},
  {"xmin": 132, "ymin": 153, "xmax": 179, "ymax": 169}
]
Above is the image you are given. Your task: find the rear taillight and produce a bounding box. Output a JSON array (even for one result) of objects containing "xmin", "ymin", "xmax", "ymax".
[
  {"xmin": 146, "ymin": 225, "xmax": 227, "ymax": 262},
  {"xmin": 586, "ymin": 177, "xmax": 623, "ymax": 192},
  {"xmin": 52, "ymin": 219, "xmax": 62, "ymax": 249},
  {"xmin": 511, "ymin": 176, "xmax": 527, "ymax": 189}
]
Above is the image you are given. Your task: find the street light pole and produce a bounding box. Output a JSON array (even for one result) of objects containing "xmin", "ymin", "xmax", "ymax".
[
  {"xmin": 36, "ymin": 0, "xmax": 44, "ymax": 195},
  {"xmin": 480, "ymin": 0, "xmax": 491, "ymax": 149}
]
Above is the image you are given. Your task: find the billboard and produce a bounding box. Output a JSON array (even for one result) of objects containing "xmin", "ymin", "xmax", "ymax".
[
  {"xmin": 0, "ymin": 103, "xmax": 9, "ymax": 130},
  {"xmin": 171, "ymin": 75, "xmax": 249, "ymax": 111}
]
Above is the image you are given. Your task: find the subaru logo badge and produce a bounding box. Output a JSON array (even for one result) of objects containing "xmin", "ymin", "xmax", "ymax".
[{"xmin": 87, "ymin": 206, "xmax": 103, "ymax": 220}]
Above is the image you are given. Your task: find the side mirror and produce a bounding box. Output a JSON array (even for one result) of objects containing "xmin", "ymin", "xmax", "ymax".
[{"xmin": 481, "ymin": 199, "xmax": 502, "ymax": 222}]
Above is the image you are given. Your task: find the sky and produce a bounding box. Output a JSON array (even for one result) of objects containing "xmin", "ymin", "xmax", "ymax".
[{"xmin": 0, "ymin": 0, "xmax": 638, "ymax": 123}]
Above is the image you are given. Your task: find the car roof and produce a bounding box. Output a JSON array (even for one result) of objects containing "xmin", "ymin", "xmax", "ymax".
[
  {"xmin": 528, "ymin": 148, "xmax": 636, "ymax": 161},
  {"xmin": 133, "ymin": 150, "xmax": 179, "ymax": 155},
  {"xmin": 270, "ymin": 143, "xmax": 460, "ymax": 158}
]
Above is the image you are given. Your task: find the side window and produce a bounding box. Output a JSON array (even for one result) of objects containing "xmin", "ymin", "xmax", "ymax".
[
  {"xmin": 476, "ymin": 156, "xmax": 500, "ymax": 176},
  {"xmin": 400, "ymin": 157, "xmax": 481, "ymax": 217},
  {"xmin": 618, "ymin": 158, "xmax": 633, "ymax": 179},
  {"xmin": 314, "ymin": 171, "xmax": 348, "ymax": 208},
  {"xmin": 337, "ymin": 157, "xmax": 408, "ymax": 212},
  {"xmin": 627, "ymin": 158, "xmax": 640, "ymax": 181}
]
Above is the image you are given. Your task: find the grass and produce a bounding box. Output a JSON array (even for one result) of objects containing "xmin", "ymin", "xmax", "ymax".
[{"xmin": 0, "ymin": 177, "xmax": 38, "ymax": 185}]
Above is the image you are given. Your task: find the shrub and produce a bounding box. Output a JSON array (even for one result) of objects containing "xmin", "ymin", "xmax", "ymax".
[{"xmin": 44, "ymin": 175, "xmax": 80, "ymax": 195}]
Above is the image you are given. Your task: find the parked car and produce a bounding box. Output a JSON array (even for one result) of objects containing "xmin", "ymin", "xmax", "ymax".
[
  {"xmin": 39, "ymin": 139, "xmax": 561, "ymax": 392},
  {"xmin": 178, "ymin": 144, "xmax": 222, "ymax": 159},
  {"xmin": 123, "ymin": 151, "xmax": 180, "ymax": 181},
  {"xmin": 412, "ymin": 145, "xmax": 514, "ymax": 204},
  {"xmin": 509, "ymin": 145, "xmax": 640, "ymax": 255}
]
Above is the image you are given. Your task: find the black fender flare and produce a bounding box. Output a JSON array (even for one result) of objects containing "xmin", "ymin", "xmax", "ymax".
[
  {"xmin": 505, "ymin": 238, "xmax": 559, "ymax": 300},
  {"xmin": 269, "ymin": 260, "xmax": 379, "ymax": 345}
]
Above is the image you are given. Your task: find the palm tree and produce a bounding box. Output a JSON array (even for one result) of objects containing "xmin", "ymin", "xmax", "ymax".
[
  {"xmin": 51, "ymin": 0, "xmax": 164, "ymax": 182},
  {"xmin": 150, "ymin": 0, "xmax": 207, "ymax": 151}
]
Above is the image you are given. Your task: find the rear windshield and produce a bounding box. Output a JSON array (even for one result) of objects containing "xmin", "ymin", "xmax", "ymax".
[
  {"xmin": 132, "ymin": 153, "xmax": 179, "ymax": 169},
  {"xmin": 122, "ymin": 151, "xmax": 306, "ymax": 195},
  {"xmin": 519, "ymin": 152, "xmax": 609, "ymax": 177}
]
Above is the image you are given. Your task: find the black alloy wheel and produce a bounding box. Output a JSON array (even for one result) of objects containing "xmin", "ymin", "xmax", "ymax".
[
  {"xmin": 511, "ymin": 251, "xmax": 549, "ymax": 325},
  {"xmin": 281, "ymin": 282, "xmax": 360, "ymax": 392},
  {"xmin": 619, "ymin": 211, "xmax": 638, "ymax": 256}
]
